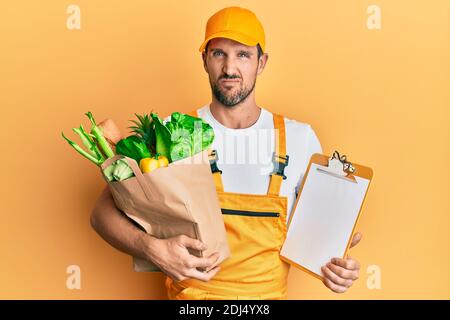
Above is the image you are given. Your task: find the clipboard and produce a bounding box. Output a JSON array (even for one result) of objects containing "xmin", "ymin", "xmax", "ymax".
[{"xmin": 280, "ymin": 151, "xmax": 373, "ymax": 281}]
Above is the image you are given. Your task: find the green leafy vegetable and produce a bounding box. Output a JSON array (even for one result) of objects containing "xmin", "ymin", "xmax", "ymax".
[
  {"xmin": 150, "ymin": 112, "xmax": 214, "ymax": 162},
  {"xmin": 115, "ymin": 135, "xmax": 151, "ymax": 164},
  {"xmin": 151, "ymin": 113, "xmax": 172, "ymax": 160},
  {"xmin": 63, "ymin": 110, "xmax": 214, "ymax": 169}
]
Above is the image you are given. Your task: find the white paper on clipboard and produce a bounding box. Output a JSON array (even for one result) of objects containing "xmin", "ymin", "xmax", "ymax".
[{"xmin": 280, "ymin": 153, "xmax": 372, "ymax": 280}]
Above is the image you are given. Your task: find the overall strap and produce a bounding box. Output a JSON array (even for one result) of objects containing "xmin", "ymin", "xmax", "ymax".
[
  {"xmin": 267, "ymin": 114, "xmax": 288, "ymax": 196},
  {"xmin": 188, "ymin": 109, "xmax": 224, "ymax": 192},
  {"xmin": 187, "ymin": 109, "xmax": 198, "ymax": 117}
]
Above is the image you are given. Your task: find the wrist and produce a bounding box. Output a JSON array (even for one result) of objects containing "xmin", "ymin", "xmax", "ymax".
[{"xmin": 137, "ymin": 232, "xmax": 159, "ymax": 262}]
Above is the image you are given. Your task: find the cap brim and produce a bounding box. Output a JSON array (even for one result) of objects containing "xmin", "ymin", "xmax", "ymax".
[{"xmin": 199, "ymin": 30, "xmax": 259, "ymax": 52}]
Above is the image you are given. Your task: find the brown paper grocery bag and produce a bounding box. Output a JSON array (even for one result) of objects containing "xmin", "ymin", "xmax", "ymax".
[{"xmin": 100, "ymin": 149, "xmax": 230, "ymax": 272}]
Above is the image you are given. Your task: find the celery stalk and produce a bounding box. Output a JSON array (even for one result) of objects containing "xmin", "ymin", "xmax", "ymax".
[
  {"xmin": 85, "ymin": 111, "xmax": 115, "ymax": 159},
  {"xmin": 73, "ymin": 126, "xmax": 95, "ymax": 156},
  {"xmin": 61, "ymin": 132, "xmax": 102, "ymax": 166},
  {"xmin": 72, "ymin": 125, "xmax": 105, "ymax": 163}
]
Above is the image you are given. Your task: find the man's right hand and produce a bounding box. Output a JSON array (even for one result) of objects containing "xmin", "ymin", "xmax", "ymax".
[{"xmin": 144, "ymin": 234, "xmax": 221, "ymax": 282}]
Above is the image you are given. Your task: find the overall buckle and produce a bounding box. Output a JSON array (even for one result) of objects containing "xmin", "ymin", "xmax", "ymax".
[
  {"xmin": 273, "ymin": 152, "xmax": 289, "ymax": 180},
  {"xmin": 208, "ymin": 149, "xmax": 222, "ymax": 174}
]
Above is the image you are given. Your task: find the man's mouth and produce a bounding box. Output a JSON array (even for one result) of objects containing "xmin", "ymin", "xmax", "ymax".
[{"xmin": 220, "ymin": 79, "xmax": 240, "ymax": 84}]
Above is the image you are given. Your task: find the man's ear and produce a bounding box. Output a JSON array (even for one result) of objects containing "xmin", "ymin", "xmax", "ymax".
[
  {"xmin": 257, "ymin": 53, "xmax": 269, "ymax": 75},
  {"xmin": 202, "ymin": 51, "xmax": 208, "ymax": 73}
]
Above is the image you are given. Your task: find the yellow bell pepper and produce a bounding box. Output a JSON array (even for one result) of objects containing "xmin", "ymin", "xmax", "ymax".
[
  {"xmin": 139, "ymin": 154, "xmax": 169, "ymax": 173},
  {"xmin": 156, "ymin": 155, "xmax": 169, "ymax": 168}
]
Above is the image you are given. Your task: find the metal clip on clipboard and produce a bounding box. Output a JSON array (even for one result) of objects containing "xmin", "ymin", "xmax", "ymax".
[{"xmin": 316, "ymin": 151, "xmax": 357, "ymax": 183}]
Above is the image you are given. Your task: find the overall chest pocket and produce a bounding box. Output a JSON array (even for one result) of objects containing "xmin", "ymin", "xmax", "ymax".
[
  {"xmin": 217, "ymin": 208, "xmax": 283, "ymax": 282},
  {"xmin": 221, "ymin": 208, "xmax": 281, "ymax": 251}
]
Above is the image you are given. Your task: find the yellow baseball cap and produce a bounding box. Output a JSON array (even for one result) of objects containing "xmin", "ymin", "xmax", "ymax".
[{"xmin": 199, "ymin": 7, "xmax": 265, "ymax": 53}]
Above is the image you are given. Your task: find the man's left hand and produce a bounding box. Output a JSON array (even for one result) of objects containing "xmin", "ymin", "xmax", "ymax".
[{"xmin": 321, "ymin": 232, "xmax": 362, "ymax": 293}]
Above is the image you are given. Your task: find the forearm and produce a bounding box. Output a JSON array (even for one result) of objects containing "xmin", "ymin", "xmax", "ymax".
[
  {"xmin": 90, "ymin": 187, "xmax": 221, "ymax": 282},
  {"xmin": 90, "ymin": 186, "xmax": 156, "ymax": 261}
]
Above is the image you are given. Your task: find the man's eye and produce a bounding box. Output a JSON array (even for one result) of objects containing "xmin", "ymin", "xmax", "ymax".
[
  {"xmin": 213, "ymin": 51, "xmax": 224, "ymax": 56},
  {"xmin": 238, "ymin": 52, "xmax": 249, "ymax": 58}
]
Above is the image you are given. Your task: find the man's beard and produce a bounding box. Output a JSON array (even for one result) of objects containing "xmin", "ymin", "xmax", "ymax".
[{"xmin": 210, "ymin": 75, "xmax": 256, "ymax": 107}]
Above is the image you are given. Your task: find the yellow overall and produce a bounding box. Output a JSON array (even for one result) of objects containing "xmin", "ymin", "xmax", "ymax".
[{"xmin": 165, "ymin": 109, "xmax": 290, "ymax": 299}]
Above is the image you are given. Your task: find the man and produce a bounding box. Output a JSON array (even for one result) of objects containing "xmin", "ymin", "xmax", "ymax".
[{"xmin": 91, "ymin": 6, "xmax": 362, "ymax": 299}]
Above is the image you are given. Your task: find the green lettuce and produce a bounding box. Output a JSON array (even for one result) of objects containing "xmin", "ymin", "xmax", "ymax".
[{"xmin": 151, "ymin": 112, "xmax": 214, "ymax": 162}]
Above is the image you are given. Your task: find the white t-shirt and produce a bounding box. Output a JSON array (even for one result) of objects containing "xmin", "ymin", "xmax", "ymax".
[{"xmin": 195, "ymin": 105, "xmax": 322, "ymax": 222}]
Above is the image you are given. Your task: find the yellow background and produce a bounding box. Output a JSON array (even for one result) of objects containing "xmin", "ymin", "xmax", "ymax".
[{"xmin": 1, "ymin": 0, "xmax": 449, "ymax": 299}]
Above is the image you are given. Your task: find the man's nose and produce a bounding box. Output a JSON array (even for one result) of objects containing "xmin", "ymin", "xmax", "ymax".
[{"xmin": 222, "ymin": 58, "xmax": 238, "ymax": 77}]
